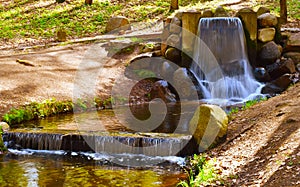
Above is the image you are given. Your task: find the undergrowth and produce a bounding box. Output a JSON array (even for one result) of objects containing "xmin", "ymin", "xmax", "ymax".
[
  {"xmin": 228, "ymin": 97, "xmax": 268, "ymax": 117},
  {"xmin": 1, "ymin": 96, "xmax": 122, "ymax": 127},
  {"xmin": 177, "ymin": 154, "xmax": 221, "ymax": 187}
]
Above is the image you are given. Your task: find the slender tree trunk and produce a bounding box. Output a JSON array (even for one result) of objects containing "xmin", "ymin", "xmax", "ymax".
[
  {"xmin": 85, "ymin": 0, "xmax": 93, "ymax": 5},
  {"xmin": 170, "ymin": 0, "xmax": 179, "ymax": 11},
  {"xmin": 280, "ymin": 0, "xmax": 287, "ymax": 24}
]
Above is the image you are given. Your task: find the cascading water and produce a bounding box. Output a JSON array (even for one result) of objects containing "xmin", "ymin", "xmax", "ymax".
[{"xmin": 191, "ymin": 17, "xmax": 264, "ymax": 105}]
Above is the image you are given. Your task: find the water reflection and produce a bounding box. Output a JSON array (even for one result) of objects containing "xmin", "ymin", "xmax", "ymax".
[
  {"xmin": 0, "ymin": 153, "xmax": 186, "ymax": 187},
  {"xmin": 16, "ymin": 102, "xmax": 199, "ymax": 135}
]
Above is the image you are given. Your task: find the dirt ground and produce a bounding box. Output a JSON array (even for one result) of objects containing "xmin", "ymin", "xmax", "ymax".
[
  {"xmin": 0, "ymin": 41, "xmax": 135, "ymax": 117},
  {"xmin": 210, "ymin": 82, "xmax": 300, "ymax": 186}
]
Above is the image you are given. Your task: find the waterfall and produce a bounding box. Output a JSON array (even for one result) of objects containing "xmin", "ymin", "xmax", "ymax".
[
  {"xmin": 5, "ymin": 132, "xmax": 63, "ymax": 150},
  {"xmin": 4, "ymin": 131, "xmax": 196, "ymax": 156},
  {"xmin": 191, "ymin": 17, "xmax": 264, "ymax": 105}
]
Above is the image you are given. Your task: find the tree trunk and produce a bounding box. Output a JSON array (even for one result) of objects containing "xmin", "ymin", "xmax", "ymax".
[
  {"xmin": 85, "ymin": 0, "xmax": 93, "ymax": 5},
  {"xmin": 170, "ymin": 0, "xmax": 179, "ymax": 11},
  {"xmin": 280, "ymin": 0, "xmax": 287, "ymax": 24}
]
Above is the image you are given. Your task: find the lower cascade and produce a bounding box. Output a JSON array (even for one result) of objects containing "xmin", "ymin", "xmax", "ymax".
[{"xmin": 191, "ymin": 17, "xmax": 264, "ymax": 105}]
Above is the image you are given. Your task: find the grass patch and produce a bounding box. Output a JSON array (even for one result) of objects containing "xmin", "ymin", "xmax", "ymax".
[
  {"xmin": 1, "ymin": 0, "xmax": 298, "ymax": 46},
  {"xmin": 228, "ymin": 97, "xmax": 268, "ymax": 118},
  {"xmin": 0, "ymin": 0, "xmax": 172, "ymax": 45},
  {"xmin": 178, "ymin": 154, "xmax": 221, "ymax": 187},
  {"xmin": 1, "ymin": 96, "xmax": 122, "ymax": 127},
  {"xmin": 2, "ymin": 98, "xmax": 73, "ymax": 127},
  {"xmin": 255, "ymin": 0, "xmax": 300, "ymax": 20}
]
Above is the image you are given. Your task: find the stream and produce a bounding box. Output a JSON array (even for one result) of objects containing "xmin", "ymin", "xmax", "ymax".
[{"xmin": 1, "ymin": 106, "xmax": 193, "ymax": 186}]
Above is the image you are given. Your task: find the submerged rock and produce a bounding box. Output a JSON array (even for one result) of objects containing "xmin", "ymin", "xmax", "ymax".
[{"xmin": 189, "ymin": 104, "xmax": 228, "ymax": 151}]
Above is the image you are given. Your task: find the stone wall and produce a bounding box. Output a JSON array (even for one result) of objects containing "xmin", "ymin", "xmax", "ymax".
[{"xmin": 161, "ymin": 6, "xmax": 300, "ymax": 95}]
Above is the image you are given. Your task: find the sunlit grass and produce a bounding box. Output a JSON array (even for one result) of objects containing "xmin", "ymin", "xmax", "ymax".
[
  {"xmin": 0, "ymin": 0, "xmax": 171, "ymax": 44},
  {"xmin": 1, "ymin": 0, "xmax": 298, "ymax": 46}
]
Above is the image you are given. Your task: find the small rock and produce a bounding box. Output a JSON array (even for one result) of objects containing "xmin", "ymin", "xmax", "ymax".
[
  {"xmin": 288, "ymin": 33, "xmax": 300, "ymax": 46},
  {"xmin": 161, "ymin": 61, "xmax": 176, "ymax": 78},
  {"xmin": 256, "ymin": 7, "xmax": 270, "ymax": 16},
  {"xmin": 254, "ymin": 67, "xmax": 271, "ymax": 82},
  {"xmin": 202, "ymin": 9, "xmax": 213, "ymax": 17},
  {"xmin": 166, "ymin": 34, "xmax": 181, "ymax": 48},
  {"xmin": 173, "ymin": 68, "xmax": 194, "ymax": 98},
  {"xmin": 258, "ymin": 13, "xmax": 278, "ymax": 28},
  {"xmin": 214, "ymin": 6, "xmax": 228, "ymax": 17},
  {"xmin": 283, "ymin": 52, "xmax": 300, "ymax": 64},
  {"xmin": 0, "ymin": 122, "xmax": 9, "ymax": 132},
  {"xmin": 150, "ymin": 80, "xmax": 177, "ymax": 103},
  {"xmin": 169, "ymin": 17, "xmax": 181, "ymax": 34},
  {"xmin": 106, "ymin": 16, "xmax": 131, "ymax": 33},
  {"xmin": 258, "ymin": 28, "xmax": 276, "ymax": 42},
  {"xmin": 165, "ymin": 47, "xmax": 181, "ymax": 64}
]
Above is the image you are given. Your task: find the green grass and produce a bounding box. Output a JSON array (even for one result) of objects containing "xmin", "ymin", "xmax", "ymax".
[
  {"xmin": 1, "ymin": 0, "xmax": 298, "ymax": 46},
  {"xmin": 255, "ymin": 0, "xmax": 300, "ymax": 20},
  {"xmin": 177, "ymin": 154, "xmax": 220, "ymax": 187},
  {"xmin": 1, "ymin": 96, "xmax": 118, "ymax": 127},
  {"xmin": 228, "ymin": 97, "xmax": 268, "ymax": 117},
  {"xmin": 2, "ymin": 98, "xmax": 73, "ymax": 127},
  {"xmin": 0, "ymin": 0, "xmax": 171, "ymax": 44}
]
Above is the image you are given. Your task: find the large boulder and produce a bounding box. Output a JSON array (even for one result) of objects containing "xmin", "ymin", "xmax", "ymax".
[
  {"xmin": 105, "ymin": 16, "xmax": 131, "ymax": 33},
  {"xmin": 189, "ymin": 104, "xmax": 228, "ymax": 150},
  {"xmin": 259, "ymin": 41, "xmax": 281, "ymax": 65},
  {"xmin": 258, "ymin": 28, "xmax": 276, "ymax": 42},
  {"xmin": 266, "ymin": 58, "xmax": 296, "ymax": 79},
  {"xmin": 262, "ymin": 74, "xmax": 292, "ymax": 95},
  {"xmin": 258, "ymin": 13, "xmax": 278, "ymax": 28}
]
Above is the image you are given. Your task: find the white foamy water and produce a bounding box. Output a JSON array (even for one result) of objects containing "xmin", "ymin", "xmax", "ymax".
[{"xmin": 191, "ymin": 17, "xmax": 265, "ymax": 106}]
